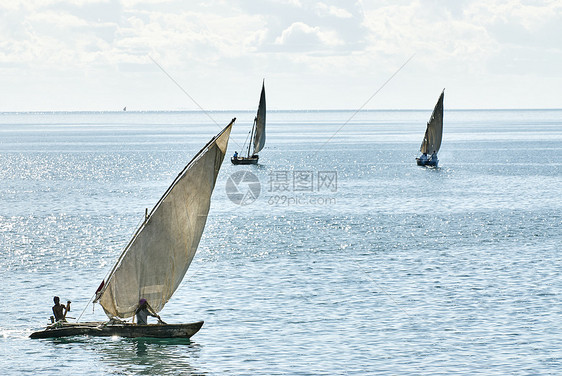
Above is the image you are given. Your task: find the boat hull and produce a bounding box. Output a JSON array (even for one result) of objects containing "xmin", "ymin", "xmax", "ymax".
[
  {"xmin": 30, "ymin": 320, "xmax": 204, "ymax": 339},
  {"xmin": 231, "ymin": 156, "xmax": 258, "ymax": 165},
  {"xmin": 416, "ymin": 158, "xmax": 438, "ymax": 167}
]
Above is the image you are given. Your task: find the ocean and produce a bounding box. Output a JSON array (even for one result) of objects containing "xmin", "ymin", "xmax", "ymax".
[{"xmin": 1, "ymin": 109, "xmax": 561, "ymax": 375}]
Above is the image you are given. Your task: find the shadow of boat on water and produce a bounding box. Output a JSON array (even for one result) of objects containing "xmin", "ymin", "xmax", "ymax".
[{"xmin": 48, "ymin": 336, "xmax": 206, "ymax": 375}]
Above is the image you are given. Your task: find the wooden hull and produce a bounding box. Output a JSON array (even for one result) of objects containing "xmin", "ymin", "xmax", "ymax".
[
  {"xmin": 30, "ymin": 320, "xmax": 204, "ymax": 339},
  {"xmin": 416, "ymin": 158, "xmax": 438, "ymax": 167},
  {"xmin": 231, "ymin": 156, "xmax": 258, "ymax": 165}
]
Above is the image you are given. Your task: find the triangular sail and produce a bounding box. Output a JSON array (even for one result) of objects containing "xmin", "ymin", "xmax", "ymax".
[
  {"xmin": 94, "ymin": 119, "xmax": 235, "ymax": 319},
  {"xmin": 252, "ymin": 81, "xmax": 266, "ymax": 155},
  {"xmin": 420, "ymin": 90, "xmax": 444, "ymax": 154}
]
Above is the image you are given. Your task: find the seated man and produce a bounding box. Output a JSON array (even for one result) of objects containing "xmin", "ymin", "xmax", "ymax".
[
  {"xmin": 135, "ymin": 298, "xmax": 164, "ymax": 325},
  {"xmin": 430, "ymin": 151, "xmax": 438, "ymax": 162},
  {"xmin": 52, "ymin": 296, "xmax": 71, "ymax": 322}
]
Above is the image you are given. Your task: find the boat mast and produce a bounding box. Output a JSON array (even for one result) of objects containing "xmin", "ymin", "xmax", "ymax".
[{"xmin": 247, "ymin": 118, "xmax": 256, "ymax": 157}]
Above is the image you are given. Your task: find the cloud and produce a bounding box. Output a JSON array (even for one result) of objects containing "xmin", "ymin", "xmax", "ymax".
[
  {"xmin": 464, "ymin": 1, "xmax": 562, "ymax": 49},
  {"xmin": 314, "ymin": 3, "xmax": 353, "ymax": 19},
  {"xmin": 0, "ymin": 1, "xmax": 268, "ymax": 68},
  {"xmin": 362, "ymin": 2, "xmax": 495, "ymax": 60},
  {"xmin": 0, "ymin": 1, "xmax": 367, "ymax": 67},
  {"xmin": 0, "ymin": 0, "xmax": 561, "ymax": 110},
  {"xmin": 360, "ymin": 0, "xmax": 562, "ymax": 77},
  {"xmin": 274, "ymin": 22, "xmax": 343, "ymax": 51}
]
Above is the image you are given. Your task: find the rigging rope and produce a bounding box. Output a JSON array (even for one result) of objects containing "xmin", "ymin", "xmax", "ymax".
[{"xmin": 241, "ymin": 128, "xmax": 251, "ymax": 157}]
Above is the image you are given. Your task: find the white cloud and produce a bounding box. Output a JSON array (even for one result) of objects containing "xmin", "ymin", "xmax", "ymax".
[
  {"xmin": 276, "ymin": 0, "xmax": 302, "ymax": 6},
  {"xmin": 362, "ymin": 2, "xmax": 496, "ymax": 61},
  {"xmin": 314, "ymin": 3, "xmax": 353, "ymax": 18},
  {"xmin": 274, "ymin": 22, "xmax": 343, "ymax": 50}
]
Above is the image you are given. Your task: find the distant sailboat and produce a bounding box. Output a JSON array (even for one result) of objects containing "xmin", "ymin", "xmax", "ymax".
[
  {"xmin": 123, "ymin": 106, "xmax": 127, "ymax": 111},
  {"xmin": 31, "ymin": 118, "xmax": 235, "ymax": 339},
  {"xmin": 232, "ymin": 81, "xmax": 266, "ymax": 165},
  {"xmin": 416, "ymin": 90, "xmax": 444, "ymax": 167}
]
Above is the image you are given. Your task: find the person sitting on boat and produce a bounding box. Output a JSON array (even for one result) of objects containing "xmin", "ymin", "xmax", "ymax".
[
  {"xmin": 419, "ymin": 153, "xmax": 428, "ymax": 163},
  {"xmin": 135, "ymin": 298, "xmax": 164, "ymax": 325},
  {"xmin": 52, "ymin": 296, "xmax": 71, "ymax": 322},
  {"xmin": 430, "ymin": 151, "xmax": 437, "ymax": 162},
  {"xmin": 233, "ymin": 151, "xmax": 238, "ymax": 159}
]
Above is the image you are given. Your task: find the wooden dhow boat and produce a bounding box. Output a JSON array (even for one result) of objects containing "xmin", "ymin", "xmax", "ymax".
[
  {"xmin": 416, "ymin": 90, "xmax": 444, "ymax": 167},
  {"xmin": 31, "ymin": 119, "xmax": 235, "ymax": 339},
  {"xmin": 30, "ymin": 320, "xmax": 204, "ymax": 339},
  {"xmin": 232, "ymin": 81, "xmax": 266, "ymax": 165}
]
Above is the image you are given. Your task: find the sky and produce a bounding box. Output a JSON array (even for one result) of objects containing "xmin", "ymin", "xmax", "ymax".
[{"xmin": 1, "ymin": 0, "xmax": 561, "ymax": 111}]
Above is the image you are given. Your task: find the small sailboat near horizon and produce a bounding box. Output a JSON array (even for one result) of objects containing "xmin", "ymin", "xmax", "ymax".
[
  {"xmin": 416, "ymin": 89, "xmax": 444, "ymax": 167},
  {"xmin": 232, "ymin": 81, "xmax": 266, "ymax": 165},
  {"xmin": 30, "ymin": 118, "xmax": 235, "ymax": 339}
]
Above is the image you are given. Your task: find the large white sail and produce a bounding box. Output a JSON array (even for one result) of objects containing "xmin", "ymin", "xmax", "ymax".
[
  {"xmin": 252, "ymin": 81, "xmax": 266, "ymax": 155},
  {"xmin": 420, "ymin": 90, "xmax": 444, "ymax": 155},
  {"xmin": 94, "ymin": 119, "xmax": 235, "ymax": 319}
]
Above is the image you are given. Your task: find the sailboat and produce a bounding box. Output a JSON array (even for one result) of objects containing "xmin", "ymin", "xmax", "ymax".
[
  {"xmin": 232, "ymin": 81, "xmax": 266, "ymax": 165},
  {"xmin": 30, "ymin": 118, "xmax": 235, "ymax": 339},
  {"xmin": 416, "ymin": 89, "xmax": 444, "ymax": 167}
]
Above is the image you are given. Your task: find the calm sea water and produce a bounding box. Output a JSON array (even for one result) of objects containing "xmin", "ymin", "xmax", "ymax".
[{"xmin": 1, "ymin": 109, "xmax": 561, "ymax": 375}]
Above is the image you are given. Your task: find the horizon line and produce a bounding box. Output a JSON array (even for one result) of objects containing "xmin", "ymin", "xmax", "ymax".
[{"xmin": 2, "ymin": 108, "xmax": 562, "ymax": 114}]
